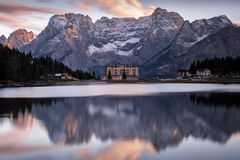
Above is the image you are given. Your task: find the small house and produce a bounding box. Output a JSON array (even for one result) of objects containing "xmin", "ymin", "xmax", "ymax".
[
  {"xmin": 54, "ymin": 73, "xmax": 73, "ymax": 80},
  {"xmin": 54, "ymin": 73, "xmax": 62, "ymax": 79},
  {"xmin": 176, "ymin": 69, "xmax": 191, "ymax": 79},
  {"xmin": 61, "ymin": 73, "xmax": 73, "ymax": 80},
  {"xmin": 196, "ymin": 69, "xmax": 211, "ymax": 79}
]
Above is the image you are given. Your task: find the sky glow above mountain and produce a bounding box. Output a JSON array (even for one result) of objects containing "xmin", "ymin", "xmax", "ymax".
[{"xmin": 0, "ymin": 0, "xmax": 239, "ymax": 36}]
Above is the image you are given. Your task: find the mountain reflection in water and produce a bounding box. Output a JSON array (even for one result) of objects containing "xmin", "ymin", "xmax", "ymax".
[{"xmin": 0, "ymin": 93, "xmax": 240, "ymax": 160}]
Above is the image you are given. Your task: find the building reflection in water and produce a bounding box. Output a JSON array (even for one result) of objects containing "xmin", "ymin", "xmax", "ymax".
[{"xmin": 0, "ymin": 93, "xmax": 240, "ymax": 158}]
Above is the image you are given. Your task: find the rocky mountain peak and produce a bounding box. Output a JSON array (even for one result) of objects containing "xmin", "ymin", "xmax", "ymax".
[
  {"xmin": 151, "ymin": 7, "xmax": 168, "ymax": 16},
  {"xmin": 0, "ymin": 35, "xmax": 6, "ymax": 40},
  {"xmin": 95, "ymin": 16, "xmax": 113, "ymax": 27},
  {"xmin": 48, "ymin": 13, "xmax": 94, "ymax": 31},
  {"xmin": 191, "ymin": 15, "xmax": 232, "ymax": 28},
  {"xmin": 6, "ymin": 29, "xmax": 36, "ymax": 49},
  {"xmin": 98, "ymin": 16, "xmax": 110, "ymax": 21},
  {"xmin": 0, "ymin": 35, "xmax": 7, "ymax": 45},
  {"xmin": 218, "ymin": 15, "xmax": 232, "ymax": 23},
  {"xmin": 11, "ymin": 29, "xmax": 34, "ymax": 35},
  {"xmin": 149, "ymin": 7, "xmax": 184, "ymax": 31},
  {"xmin": 189, "ymin": 15, "xmax": 232, "ymax": 39}
]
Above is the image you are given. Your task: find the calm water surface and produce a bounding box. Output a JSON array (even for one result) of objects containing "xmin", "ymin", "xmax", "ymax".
[{"xmin": 0, "ymin": 84, "xmax": 240, "ymax": 160}]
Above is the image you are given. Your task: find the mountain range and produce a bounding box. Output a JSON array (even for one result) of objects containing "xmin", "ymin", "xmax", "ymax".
[{"xmin": 1, "ymin": 7, "xmax": 239, "ymax": 77}]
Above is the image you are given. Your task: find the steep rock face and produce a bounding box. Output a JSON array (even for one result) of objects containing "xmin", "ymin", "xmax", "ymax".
[
  {"xmin": 178, "ymin": 26, "xmax": 240, "ymax": 67},
  {"xmin": 141, "ymin": 16, "xmax": 233, "ymax": 77},
  {"xmin": 22, "ymin": 13, "xmax": 94, "ymax": 70},
  {"xmin": 0, "ymin": 35, "xmax": 6, "ymax": 45},
  {"xmin": 6, "ymin": 29, "xmax": 36, "ymax": 49},
  {"xmin": 22, "ymin": 8, "xmax": 184, "ymax": 72}
]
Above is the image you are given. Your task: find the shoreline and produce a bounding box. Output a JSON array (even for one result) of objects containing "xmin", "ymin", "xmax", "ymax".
[
  {"xmin": 1, "ymin": 79, "xmax": 240, "ymax": 87},
  {"xmin": 0, "ymin": 80, "xmax": 107, "ymax": 88}
]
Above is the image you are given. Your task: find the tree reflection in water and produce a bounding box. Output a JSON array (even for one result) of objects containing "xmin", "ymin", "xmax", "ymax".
[{"xmin": 190, "ymin": 92, "xmax": 240, "ymax": 107}]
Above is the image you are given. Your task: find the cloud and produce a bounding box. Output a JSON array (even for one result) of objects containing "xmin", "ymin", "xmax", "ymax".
[
  {"xmin": 36, "ymin": 0, "xmax": 156, "ymax": 18},
  {"xmin": 0, "ymin": 2, "xmax": 65, "ymax": 15},
  {"xmin": 0, "ymin": 14, "xmax": 26, "ymax": 29},
  {"xmin": 37, "ymin": 0, "xmax": 57, "ymax": 2},
  {"xmin": 76, "ymin": 0, "xmax": 156, "ymax": 18},
  {"xmin": 234, "ymin": 19, "xmax": 240, "ymax": 26},
  {"xmin": 0, "ymin": 0, "xmax": 156, "ymax": 35},
  {"xmin": 0, "ymin": 2, "xmax": 68, "ymax": 34},
  {"xmin": 75, "ymin": 1, "xmax": 92, "ymax": 11}
]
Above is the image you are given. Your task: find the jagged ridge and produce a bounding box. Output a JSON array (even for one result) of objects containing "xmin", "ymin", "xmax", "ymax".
[
  {"xmin": 21, "ymin": 8, "xmax": 184, "ymax": 73},
  {"xmin": 1, "ymin": 7, "xmax": 234, "ymax": 77}
]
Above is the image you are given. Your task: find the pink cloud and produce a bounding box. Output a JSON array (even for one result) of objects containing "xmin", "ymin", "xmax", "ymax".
[
  {"xmin": 75, "ymin": 1, "xmax": 93, "ymax": 11},
  {"xmin": 235, "ymin": 19, "xmax": 240, "ymax": 26},
  {"xmin": 76, "ymin": 0, "xmax": 156, "ymax": 18},
  {"xmin": 0, "ymin": 14, "xmax": 27, "ymax": 29},
  {"xmin": 0, "ymin": 2, "xmax": 66, "ymax": 15},
  {"xmin": 0, "ymin": 0, "xmax": 156, "ymax": 35},
  {"xmin": 0, "ymin": 2, "xmax": 68, "ymax": 34}
]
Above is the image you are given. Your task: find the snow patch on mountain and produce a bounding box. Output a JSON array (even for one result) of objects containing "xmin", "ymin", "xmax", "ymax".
[
  {"xmin": 118, "ymin": 49, "xmax": 134, "ymax": 56},
  {"xmin": 88, "ymin": 43, "xmax": 117, "ymax": 55},
  {"xmin": 196, "ymin": 34, "xmax": 208, "ymax": 42},
  {"xmin": 88, "ymin": 43, "xmax": 134, "ymax": 56},
  {"xmin": 114, "ymin": 38, "xmax": 140, "ymax": 47}
]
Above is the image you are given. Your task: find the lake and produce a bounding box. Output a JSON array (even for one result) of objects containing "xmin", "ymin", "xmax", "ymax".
[{"xmin": 0, "ymin": 83, "xmax": 240, "ymax": 160}]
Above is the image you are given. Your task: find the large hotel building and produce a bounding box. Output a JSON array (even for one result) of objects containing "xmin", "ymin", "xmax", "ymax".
[{"xmin": 102, "ymin": 65, "xmax": 139, "ymax": 80}]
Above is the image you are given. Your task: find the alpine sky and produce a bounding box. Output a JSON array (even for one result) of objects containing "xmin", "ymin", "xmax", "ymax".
[{"xmin": 0, "ymin": 0, "xmax": 239, "ymax": 36}]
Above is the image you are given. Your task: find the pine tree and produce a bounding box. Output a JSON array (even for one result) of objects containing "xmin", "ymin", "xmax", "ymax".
[
  {"xmin": 189, "ymin": 61, "xmax": 196, "ymax": 74},
  {"xmin": 122, "ymin": 69, "xmax": 127, "ymax": 80},
  {"xmin": 107, "ymin": 70, "xmax": 112, "ymax": 80},
  {"xmin": 189, "ymin": 57, "xmax": 240, "ymax": 77},
  {"xmin": 92, "ymin": 71, "xmax": 96, "ymax": 80},
  {"xmin": 0, "ymin": 44, "xmax": 95, "ymax": 81}
]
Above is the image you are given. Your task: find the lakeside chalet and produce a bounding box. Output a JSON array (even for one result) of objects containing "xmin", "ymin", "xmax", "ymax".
[
  {"xmin": 176, "ymin": 69, "xmax": 211, "ymax": 79},
  {"xmin": 176, "ymin": 69, "xmax": 191, "ymax": 79},
  {"xmin": 54, "ymin": 73, "xmax": 74, "ymax": 80},
  {"xmin": 196, "ymin": 69, "xmax": 211, "ymax": 79}
]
